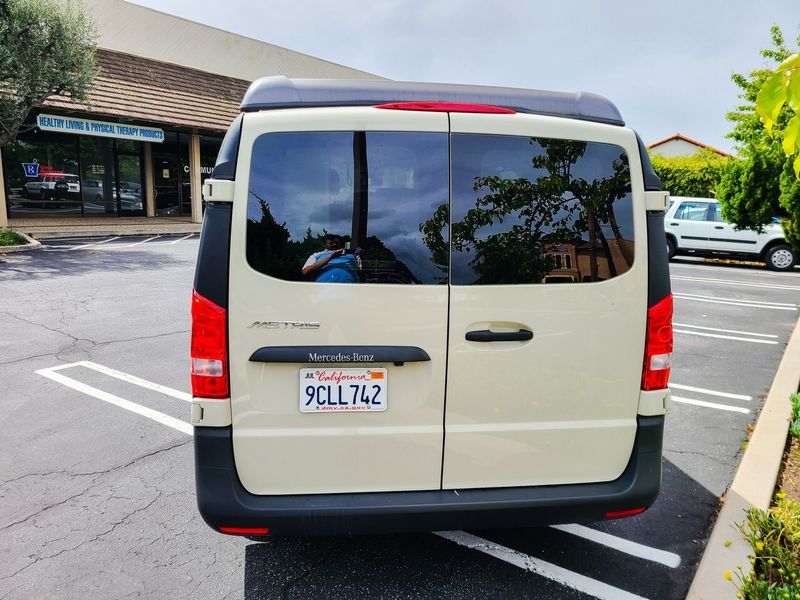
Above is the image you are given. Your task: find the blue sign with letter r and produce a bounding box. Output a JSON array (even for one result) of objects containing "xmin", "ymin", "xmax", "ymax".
[{"xmin": 22, "ymin": 162, "xmax": 39, "ymax": 177}]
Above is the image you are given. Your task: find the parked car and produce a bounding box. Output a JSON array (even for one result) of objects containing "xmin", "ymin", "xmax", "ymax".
[
  {"xmin": 191, "ymin": 77, "xmax": 673, "ymax": 537},
  {"xmin": 23, "ymin": 173, "xmax": 80, "ymax": 202},
  {"xmin": 664, "ymin": 196, "xmax": 796, "ymax": 271}
]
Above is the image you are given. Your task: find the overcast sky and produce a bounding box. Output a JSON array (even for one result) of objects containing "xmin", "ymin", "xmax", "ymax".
[{"xmin": 131, "ymin": 0, "xmax": 798, "ymax": 154}]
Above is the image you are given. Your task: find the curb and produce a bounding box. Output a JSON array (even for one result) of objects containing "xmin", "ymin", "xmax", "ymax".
[
  {"xmin": 687, "ymin": 315, "xmax": 800, "ymax": 599},
  {"xmin": 0, "ymin": 231, "xmax": 42, "ymax": 254}
]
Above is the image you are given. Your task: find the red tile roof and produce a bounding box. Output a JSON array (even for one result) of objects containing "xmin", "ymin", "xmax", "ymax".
[
  {"xmin": 647, "ymin": 133, "xmax": 729, "ymax": 157},
  {"xmin": 42, "ymin": 49, "xmax": 249, "ymax": 133}
]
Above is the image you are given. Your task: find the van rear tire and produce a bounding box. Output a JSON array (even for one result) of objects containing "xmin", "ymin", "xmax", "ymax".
[{"xmin": 764, "ymin": 244, "xmax": 796, "ymax": 271}]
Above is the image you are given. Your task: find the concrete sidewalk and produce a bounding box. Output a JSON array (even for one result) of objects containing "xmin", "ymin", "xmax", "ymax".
[
  {"xmin": 7, "ymin": 216, "xmax": 202, "ymax": 239},
  {"xmin": 688, "ymin": 316, "xmax": 800, "ymax": 599}
]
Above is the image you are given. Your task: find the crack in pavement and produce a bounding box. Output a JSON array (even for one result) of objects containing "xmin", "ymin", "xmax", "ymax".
[
  {"xmin": 0, "ymin": 329, "xmax": 188, "ymax": 366},
  {"xmin": 0, "ymin": 490, "xmax": 165, "ymax": 585},
  {"xmin": 0, "ymin": 440, "xmax": 192, "ymax": 531}
]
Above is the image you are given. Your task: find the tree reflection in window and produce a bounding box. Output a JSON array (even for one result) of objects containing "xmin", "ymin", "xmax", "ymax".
[{"xmin": 422, "ymin": 135, "xmax": 634, "ymax": 285}]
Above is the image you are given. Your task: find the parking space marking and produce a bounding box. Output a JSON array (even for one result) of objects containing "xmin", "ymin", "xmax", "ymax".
[
  {"xmin": 673, "ymin": 293, "xmax": 797, "ymax": 311},
  {"xmin": 672, "ymin": 323, "xmax": 778, "ymax": 338},
  {"xmin": 671, "ymin": 395, "xmax": 751, "ymax": 414},
  {"xmin": 36, "ymin": 363, "xmax": 192, "ymax": 435},
  {"xmin": 169, "ymin": 234, "xmax": 195, "ymax": 244},
  {"xmin": 74, "ymin": 360, "xmax": 192, "ymax": 401},
  {"xmin": 672, "ymin": 328, "xmax": 779, "ymax": 344},
  {"xmin": 672, "ymin": 275, "xmax": 800, "ymax": 292},
  {"xmin": 434, "ymin": 531, "xmax": 648, "ymax": 600},
  {"xmin": 125, "ymin": 235, "xmax": 162, "ymax": 247},
  {"xmin": 669, "ymin": 383, "xmax": 751, "ymax": 401},
  {"xmin": 551, "ymin": 524, "xmax": 681, "ymax": 568},
  {"xmin": 70, "ymin": 236, "xmax": 120, "ymax": 250}
]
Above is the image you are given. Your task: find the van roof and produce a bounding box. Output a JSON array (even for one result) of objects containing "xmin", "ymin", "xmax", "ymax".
[{"xmin": 240, "ymin": 76, "xmax": 625, "ymax": 127}]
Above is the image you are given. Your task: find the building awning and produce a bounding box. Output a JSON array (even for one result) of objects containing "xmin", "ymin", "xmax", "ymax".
[{"xmin": 42, "ymin": 49, "xmax": 250, "ymax": 133}]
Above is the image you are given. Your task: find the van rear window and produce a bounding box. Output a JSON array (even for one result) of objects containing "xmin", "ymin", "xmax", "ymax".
[
  {"xmin": 246, "ymin": 132, "xmax": 634, "ymax": 285},
  {"xmin": 246, "ymin": 131, "xmax": 449, "ymax": 284},
  {"xmin": 449, "ymin": 134, "xmax": 634, "ymax": 284}
]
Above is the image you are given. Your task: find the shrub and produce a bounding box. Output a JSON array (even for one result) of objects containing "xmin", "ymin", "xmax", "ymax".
[
  {"xmin": 0, "ymin": 229, "xmax": 25, "ymax": 246},
  {"xmin": 734, "ymin": 497, "xmax": 800, "ymax": 599}
]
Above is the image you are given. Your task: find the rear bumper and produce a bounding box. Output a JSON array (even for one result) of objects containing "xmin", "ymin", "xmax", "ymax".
[{"xmin": 195, "ymin": 416, "xmax": 664, "ymax": 536}]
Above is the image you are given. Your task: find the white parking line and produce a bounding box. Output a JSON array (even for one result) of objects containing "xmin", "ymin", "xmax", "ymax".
[
  {"xmin": 125, "ymin": 235, "xmax": 162, "ymax": 247},
  {"xmin": 673, "ymin": 294, "xmax": 797, "ymax": 311},
  {"xmin": 673, "ymin": 293, "xmax": 796, "ymax": 307},
  {"xmin": 672, "ymin": 275, "xmax": 800, "ymax": 292},
  {"xmin": 672, "ymin": 323, "xmax": 778, "ymax": 338},
  {"xmin": 70, "ymin": 236, "xmax": 120, "ymax": 250},
  {"xmin": 671, "ymin": 396, "xmax": 751, "ymax": 414},
  {"xmin": 672, "ymin": 329, "xmax": 779, "ymax": 344},
  {"xmin": 551, "ymin": 524, "xmax": 681, "ymax": 568},
  {"xmin": 669, "ymin": 383, "xmax": 751, "ymax": 401},
  {"xmin": 434, "ymin": 531, "xmax": 647, "ymax": 600},
  {"xmin": 72, "ymin": 360, "xmax": 192, "ymax": 401},
  {"xmin": 169, "ymin": 234, "xmax": 195, "ymax": 244},
  {"xmin": 36, "ymin": 365, "xmax": 192, "ymax": 435}
]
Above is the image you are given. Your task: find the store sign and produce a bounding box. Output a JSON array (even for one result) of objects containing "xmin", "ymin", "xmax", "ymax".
[
  {"xmin": 22, "ymin": 161, "xmax": 40, "ymax": 177},
  {"xmin": 36, "ymin": 114, "xmax": 164, "ymax": 143}
]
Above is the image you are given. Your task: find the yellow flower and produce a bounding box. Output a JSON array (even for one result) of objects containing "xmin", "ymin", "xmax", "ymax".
[
  {"xmin": 724, "ymin": 570, "xmax": 733, "ymax": 581},
  {"xmin": 755, "ymin": 541, "xmax": 765, "ymax": 552},
  {"xmin": 776, "ymin": 491, "xmax": 787, "ymax": 500}
]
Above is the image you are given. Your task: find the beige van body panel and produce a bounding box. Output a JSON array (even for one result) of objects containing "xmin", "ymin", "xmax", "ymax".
[
  {"xmin": 443, "ymin": 113, "xmax": 648, "ymax": 489},
  {"xmin": 228, "ymin": 109, "xmax": 449, "ymax": 495}
]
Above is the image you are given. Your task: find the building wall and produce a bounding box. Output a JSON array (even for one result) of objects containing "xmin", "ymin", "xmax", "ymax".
[
  {"xmin": 66, "ymin": 0, "xmax": 383, "ymax": 82},
  {"xmin": 649, "ymin": 138, "xmax": 705, "ymax": 158}
]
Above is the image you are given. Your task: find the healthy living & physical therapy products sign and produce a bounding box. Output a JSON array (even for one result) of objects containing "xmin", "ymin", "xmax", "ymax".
[{"xmin": 36, "ymin": 114, "xmax": 164, "ymax": 143}]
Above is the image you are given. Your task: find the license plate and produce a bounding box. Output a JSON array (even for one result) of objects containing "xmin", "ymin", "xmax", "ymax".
[{"xmin": 299, "ymin": 368, "xmax": 387, "ymax": 412}]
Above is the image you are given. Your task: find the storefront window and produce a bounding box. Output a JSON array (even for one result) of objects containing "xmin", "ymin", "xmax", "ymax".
[
  {"xmin": 2, "ymin": 129, "xmax": 81, "ymax": 217},
  {"xmin": 2, "ymin": 127, "xmax": 145, "ymax": 218}
]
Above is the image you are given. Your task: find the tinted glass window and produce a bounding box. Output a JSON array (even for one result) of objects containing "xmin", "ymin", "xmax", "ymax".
[
  {"xmin": 448, "ymin": 134, "xmax": 634, "ymax": 285},
  {"xmin": 674, "ymin": 201, "xmax": 711, "ymax": 221},
  {"xmin": 246, "ymin": 132, "xmax": 449, "ymax": 284}
]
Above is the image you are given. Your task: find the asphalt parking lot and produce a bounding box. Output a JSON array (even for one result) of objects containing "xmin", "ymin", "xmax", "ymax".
[{"xmin": 0, "ymin": 237, "xmax": 798, "ymax": 600}]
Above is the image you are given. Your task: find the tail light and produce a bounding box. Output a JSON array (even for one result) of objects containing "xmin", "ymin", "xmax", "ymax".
[
  {"xmin": 641, "ymin": 294, "xmax": 673, "ymax": 391},
  {"xmin": 605, "ymin": 507, "xmax": 646, "ymax": 519},
  {"xmin": 191, "ymin": 290, "xmax": 229, "ymax": 398}
]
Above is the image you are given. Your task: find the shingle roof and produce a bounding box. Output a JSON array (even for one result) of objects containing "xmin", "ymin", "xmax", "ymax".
[{"xmin": 42, "ymin": 49, "xmax": 249, "ymax": 133}]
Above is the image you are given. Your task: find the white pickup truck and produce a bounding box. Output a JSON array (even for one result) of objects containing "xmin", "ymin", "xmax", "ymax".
[{"xmin": 664, "ymin": 196, "xmax": 796, "ymax": 271}]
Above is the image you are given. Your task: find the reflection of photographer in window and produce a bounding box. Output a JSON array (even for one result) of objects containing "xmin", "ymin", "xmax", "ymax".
[{"xmin": 302, "ymin": 234, "xmax": 361, "ymax": 283}]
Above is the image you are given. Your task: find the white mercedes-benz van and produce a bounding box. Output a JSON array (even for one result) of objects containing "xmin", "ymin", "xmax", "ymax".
[{"xmin": 191, "ymin": 77, "xmax": 673, "ymax": 536}]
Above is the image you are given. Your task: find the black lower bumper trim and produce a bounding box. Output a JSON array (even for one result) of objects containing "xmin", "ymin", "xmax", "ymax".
[{"xmin": 195, "ymin": 416, "xmax": 664, "ymax": 536}]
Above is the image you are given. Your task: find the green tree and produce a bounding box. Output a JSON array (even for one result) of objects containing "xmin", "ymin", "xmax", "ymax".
[
  {"xmin": 0, "ymin": 0, "xmax": 97, "ymax": 146},
  {"xmin": 649, "ymin": 150, "xmax": 728, "ymax": 198},
  {"xmin": 718, "ymin": 26, "xmax": 800, "ymax": 247},
  {"xmin": 756, "ymin": 51, "xmax": 800, "ymax": 175}
]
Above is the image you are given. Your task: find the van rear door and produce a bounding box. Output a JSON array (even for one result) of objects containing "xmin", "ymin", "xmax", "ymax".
[
  {"xmin": 443, "ymin": 113, "xmax": 648, "ymax": 489},
  {"xmin": 227, "ymin": 108, "xmax": 450, "ymax": 495}
]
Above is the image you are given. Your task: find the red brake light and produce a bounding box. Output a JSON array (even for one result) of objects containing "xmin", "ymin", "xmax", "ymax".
[
  {"xmin": 219, "ymin": 526, "xmax": 270, "ymax": 535},
  {"xmin": 375, "ymin": 102, "xmax": 515, "ymax": 114},
  {"xmin": 191, "ymin": 290, "xmax": 229, "ymax": 399},
  {"xmin": 605, "ymin": 507, "xmax": 646, "ymax": 519},
  {"xmin": 641, "ymin": 294, "xmax": 673, "ymax": 391}
]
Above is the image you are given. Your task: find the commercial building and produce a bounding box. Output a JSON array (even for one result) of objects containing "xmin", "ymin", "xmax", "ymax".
[{"xmin": 0, "ymin": 0, "xmax": 380, "ymax": 229}]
